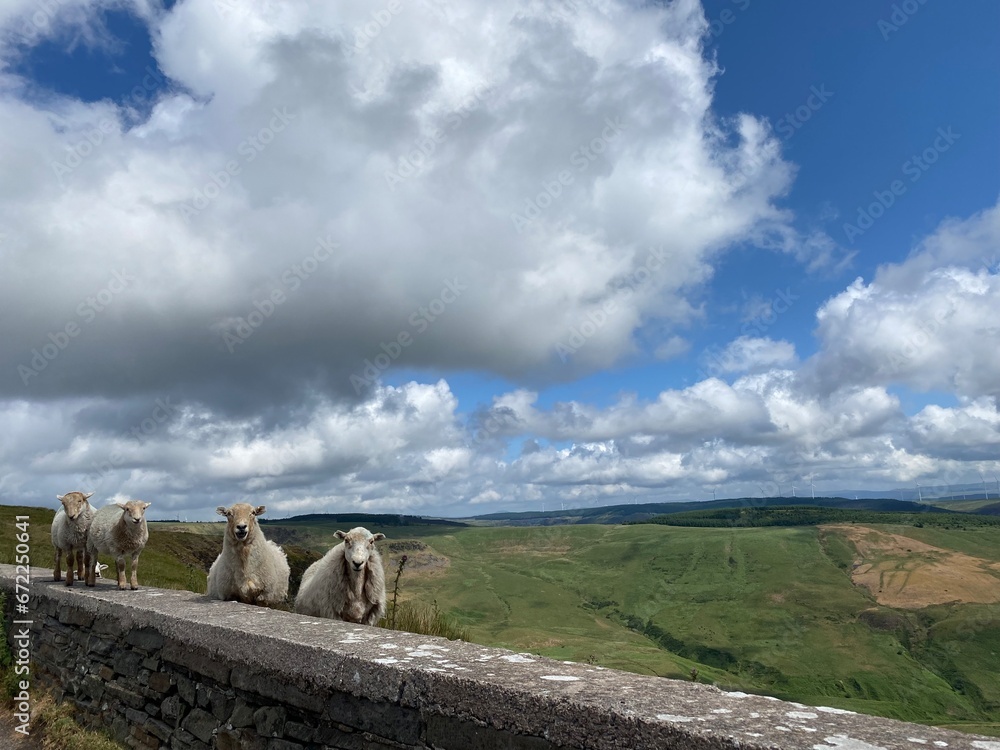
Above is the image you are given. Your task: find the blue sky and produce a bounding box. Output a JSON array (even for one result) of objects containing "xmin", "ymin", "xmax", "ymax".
[{"xmin": 1, "ymin": 0, "xmax": 998, "ymax": 518}]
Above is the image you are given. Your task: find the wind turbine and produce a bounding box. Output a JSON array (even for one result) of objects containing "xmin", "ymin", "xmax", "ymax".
[
  {"xmin": 980, "ymin": 471, "xmax": 990, "ymax": 501},
  {"xmin": 791, "ymin": 485, "xmax": 797, "ymax": 498},
  {"xmin": 810, "ymin": 480, "xmax": 815, "ymax": 500},
  {"xmin": 993, "ymin": 472, "xmax": 1000, "ymax": 497},
  {"xmin": 712, "ymin": 488, "xmax": 717, "ymax": 501},
  {"xmin": 758, "ymin": 485, "xmax": 766, "ymax": 498},
  {"xmin": 915, "ymin": 482, "xmax": 923, "ymax": 502}
]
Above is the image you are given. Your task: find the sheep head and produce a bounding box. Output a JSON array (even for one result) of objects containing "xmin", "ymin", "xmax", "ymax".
[
  {"xmin": 217, "ymin": 503, "xmax": 266, "ymax": 543},
  {"xmin": 57, "ymin": 491, "xmax": 94, "ymax": 520},
  {"xmin": 116, "ymin": 500, "xmax": 151, "ymax": 525},
  {"xmin": 335, "ymin": 527, "xmax": 386, "ymax": 574}
]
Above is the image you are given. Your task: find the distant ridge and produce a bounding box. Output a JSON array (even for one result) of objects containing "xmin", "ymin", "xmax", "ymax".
[
  {"xmin": 262, "ymin": 512, "xmax": 467, "ymax": 527},
  {"xmin": 463, "ymin": 496, "xmax": 955, "ymax": 527}
]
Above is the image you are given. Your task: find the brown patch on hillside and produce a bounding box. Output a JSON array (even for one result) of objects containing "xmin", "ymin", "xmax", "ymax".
[
  {"xmin": 823, "ymin": 525, "xmax": 1000, "ymax": 609},
  {"xmin": 386, "ymin": 539, "xmax": 450, "ymax": 576}
]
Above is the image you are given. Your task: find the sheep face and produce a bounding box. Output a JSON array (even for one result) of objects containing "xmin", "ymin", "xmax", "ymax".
[
  {"xmin": 57, "ymin": 491, "xmax": 94, "ymax": 520},
  {"xmin": 335, "ymin": 527, "xmax": 386, "ymax": 573},
  {"xmin": 117, "ymin": 500, "xmax": 151, "ymax": 524},
  {"xmin": 217, "ymin": 503, "xmax": 266, "ymax": 542}
]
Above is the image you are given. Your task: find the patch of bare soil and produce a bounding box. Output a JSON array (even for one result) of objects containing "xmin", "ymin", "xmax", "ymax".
[
  {"xmin": 0, "ymin": 705, "xmax": 42, "ymax": 750},
  {"xmin": 823, "ymin": 524, "xmax": 1000, "ymax": 609},
  {"xmin": 386, "ymin": 540, "xmax": 450, "ymax": 576}
]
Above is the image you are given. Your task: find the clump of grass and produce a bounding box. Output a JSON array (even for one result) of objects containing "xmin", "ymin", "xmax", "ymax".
[
  {"xmin": 380, "ymin": 555, "xmax": 468, "ymax": 640},
  {"xmin": 31, "ymin": 694, "xmax": 126, "ymax": 750},
  {"xmin": 390, "ymin": 599, "xmax": 470, "ymax": 641}
]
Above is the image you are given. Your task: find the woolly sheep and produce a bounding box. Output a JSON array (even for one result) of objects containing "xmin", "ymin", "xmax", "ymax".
[
  {"xmin": 294, "ymin": 527, "xmax": 387, "ymax": 625},
  {"xmin": 51, "ymin": 491, "xmax": 95, "ymax": 587},
  {"xmin": 207, "ymin": 504, "xmax": 289, "ymax": 606},
  {"xmin": 85, "ymin": 500, "xmax": 151, "ymax": 590}
]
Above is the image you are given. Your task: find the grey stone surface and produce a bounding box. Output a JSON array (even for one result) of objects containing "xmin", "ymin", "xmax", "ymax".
[
  {"xmin": 4, "ymin": 564, "xmax": 1000, "ymax": 750},
  {"xmin": 182, "ymin": 707, "xmax": 218, "ymax": 743}
]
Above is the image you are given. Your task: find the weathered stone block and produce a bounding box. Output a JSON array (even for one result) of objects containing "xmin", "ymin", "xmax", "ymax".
[
  {"xmin": 105, "ymin": 680, "xmax": 147, "ymax": 709},
  {"xmin": 254, "ymin": 705, "xmax": 287, "ymax": 737},
  {"xmin": 229, "ymin": 698, "xmax": 256, "ymax": 728},
  {"xmin": 88, "ymin": 635, "xmax": 116, "ymax": 657},
  {"xmin": 183, "ymin": 707, "xmax": 219, "ymax": 744},
  {"xmin": 424, "ymin": 714, "xmax": 558, "ymax": 750},
  {"xmin": 163, "ymin": 639, "xmax": 231, "ymax": 684},
  {"xmin": 267, "ymin": 739, "xmax": 303, "ymax": 750},
  {"xmin": 325, "ymin": 692, "xmax": 421, "ymax": 745},
  {"xmin": 176, "ymin": 674, "xmax": 196, "ymax": 706},
  {"xmin": 148, "ymin": 671, "xmax": 173, "ymax": 694},
  {"xmin": 58, "ymin": 604, "xmax": 95, "ymax": 627},
  {"xmin": 114, "ymin": 649, "xmax": 144, "ymax": 677},
  {"xmin": 162, "ymin": 694, "xmax": 189, "ymax": 726},
  {"xmin": 231, "ymin": 665, "xmax": 324, "ymax": 714},
  {"xmin": 127, "ymin": 627, "xmax": 165, "ymax": 652}
]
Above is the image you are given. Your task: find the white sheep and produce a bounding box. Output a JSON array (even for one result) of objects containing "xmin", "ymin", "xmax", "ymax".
[
  {"xmin": 207, "ymin": 504, "xmax": 289, "ymax": 606},
  {"xmin": 85, "ymin": 500, "xmax": 151, "ymax": 590},
  {"xmin": 294, "ymin": 527, "xmax": 387, "ymax": 625},
  {"xmin": 51, "ymin": 491, "xmax": 95, "ymax": 587}
]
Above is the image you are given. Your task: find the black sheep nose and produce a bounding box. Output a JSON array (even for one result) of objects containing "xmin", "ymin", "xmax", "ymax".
[
  {"xmin": 236, "ymin": 525, "xmax": 248, "ymax": 535},
  {"xmin": 352, "ymin": 562, "xmax": 363, "ymax": 570}
]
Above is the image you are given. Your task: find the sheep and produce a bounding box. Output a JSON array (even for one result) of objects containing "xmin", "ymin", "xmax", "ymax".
[
  {"xmin": 207, "ymin": 504, "xmax": 289, "ymax": 606},
  {"xmin": 85, "ymin": 500, "xmax": 151, "ymax": 590},
  {"xmin": 294, "ymin": 527, "xmax": 387, "ymax": 625},
  {"xmin": 51, "ymin": 491, "xmax": 95, "ymax": 586}
]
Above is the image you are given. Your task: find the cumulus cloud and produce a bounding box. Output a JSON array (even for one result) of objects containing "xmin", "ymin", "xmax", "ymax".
[
  {"xmin": 1, "ymin": 0, "xmax": 996, "ymax": 517},
  {"xmin": 807, "ymin": 203, "xmax": 1000, "ymax": 398}
]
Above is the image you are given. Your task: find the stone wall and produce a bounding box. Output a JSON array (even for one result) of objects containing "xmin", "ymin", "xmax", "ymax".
[{"xmin": 2, "ymin": 565, "xmax": 998, "ymax": 750}]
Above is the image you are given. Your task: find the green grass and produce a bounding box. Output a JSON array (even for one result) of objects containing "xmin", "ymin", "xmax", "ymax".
[
  {"xmin": 5, "ymin": 504, "xmax": 999, "ymax": 733},
  {"xmin": 331, "ymin": 522, "xmax": 1000, "ymax": 730}
]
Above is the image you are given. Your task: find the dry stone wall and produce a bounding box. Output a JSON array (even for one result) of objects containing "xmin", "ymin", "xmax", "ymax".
[{"xmin": 2, "ymin": 565, "xmax": 999, "ymax": 750}]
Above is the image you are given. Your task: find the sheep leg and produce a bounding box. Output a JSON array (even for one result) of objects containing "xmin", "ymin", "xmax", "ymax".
[
  {"xmin": 65, "ymin": 550, "xmax": 75, "ymax": 587},
  {"xmin": 75, "ymin": 549, "xmax": 86, "ymax": 580},
  {"xmin": 53, "ymin": 548, "xmax": 62, "ymax": 581},
  {"xmin": 85, "ymin": 550, "xmax": 97, "ymax": 586},
  {"xmin": 129, "ymin": 553, "xmax": 140, "ymax": 590},
  {"xmin": 84, "ymin": 550, "xmax": 92, "ymax": 585},
  {"xmin": 115, "ymin": 556, "xmax": 127, "ymax": 590}
]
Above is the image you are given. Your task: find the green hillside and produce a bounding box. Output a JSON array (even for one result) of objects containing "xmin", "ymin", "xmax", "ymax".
[
  {"xmin": 340, "ymin": 522, "xmax": 1000, "ymax": 734},
  {"xmin": 4, "ymin": 504, "xmax": 998, "ymax": 734}
]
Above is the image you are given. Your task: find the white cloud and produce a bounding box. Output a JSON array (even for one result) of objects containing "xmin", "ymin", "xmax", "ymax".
[{"xmin": 808, "ymin": 203, "xmax": 1000, "ymax": 398}]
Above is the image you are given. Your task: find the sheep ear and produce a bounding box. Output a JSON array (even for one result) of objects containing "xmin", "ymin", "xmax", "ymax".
[
  {"xmin": 372, "ymin": 533, "xmax": 386, "ymax": 542},
  {"xmin": 216, "ymin": 506, "xmax": 229, "ymax": 517},
  {"xmin": 254, "ymin": 505, "xmax": 266, "ymax": 516},
  {"xmin": 83, "ymin": 492, "xmax": 94, "ymax": 500},
  {"xmin": 335, "ymin": 530, "xmax": 347, "ymax": 540},
  {"xmin": 56, "ymin": 494, "xmax": 66, "ymax": 502},
  {"xmin": 116, "ymin": 502, "xmax": 128, "ymax": 510},
  {"xmin": 142, "ymin": 502, "xmax": 151, "ymax": 510}
]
